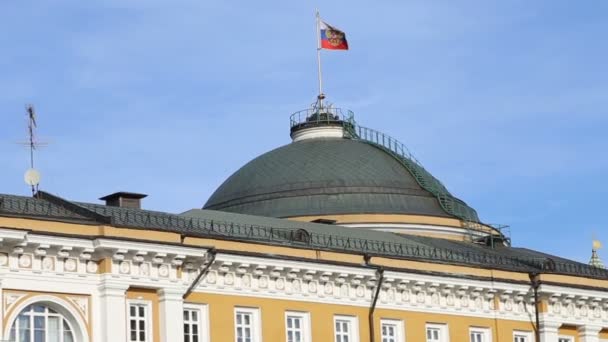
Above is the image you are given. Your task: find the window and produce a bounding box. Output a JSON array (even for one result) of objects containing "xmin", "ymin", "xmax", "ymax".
[
  {"xmin": 426, "ymin": 324, "xmax": 448, "ymax": 342},
  {"xmin": 234, "ymin": 307, "xmax": 260, "ymax": 342},
  {"xmin": 184, "ymin": 304, "xmax": 209, "ymax": 342},
  {"xmin": 470, "ymin": 331, "xmax": 483, "ymax": 342},
  {"xmin": 184, "ymin": 308, "xmax": 200, "ymax": 342},
  {"xmin": 381, "ymin": 319, "xmax": 404, "ymax": 342},
  {"xmin": 9, "ymin": 304, "xmax": 75, "ymax": 342},
  {"xmin": 558, "ymin": 338, "xmax": 573, "ymax": 342},
  {"xmin": 513, "ymin": 331, "xmax": 533, "ymax": 342},
  {"xmin": 427, "ymin": 328, "xmax": 440, "ymax": 342},
  {"xmin": 334, "ymin": 315, "xmax": 359, "ymax": 342},
  {"xmin": 513, "ymin": 336, "xmax": 526, "ymax": 342},
  {"xmin": 470, "ymin": 327, "xmax": 491, "ymax": 342},
  {"xmin": 285, "ymin": 311, "xmax": 310, "ymax": 342},
  {"xmin": 128, "ymin": 301, "xmax": 151, "ymax": 342}
]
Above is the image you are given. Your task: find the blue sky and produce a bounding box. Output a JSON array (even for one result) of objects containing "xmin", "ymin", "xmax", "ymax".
[{"xmin": 1, "ymin": 1, "xmax": 607, "ymax": 263}]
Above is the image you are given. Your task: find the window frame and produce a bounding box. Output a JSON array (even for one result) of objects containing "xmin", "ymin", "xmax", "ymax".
[
  {"xmin": 425, "ymin": 323, "xmax": 449, "ymax": 342},
  {"xmin": 126, "ymin": 299, "xmax": 153, "ymax": 342},
  {"xmin": 380, "ymin": 318, "xmax": 405, "ymax": 342},
  {"xmin": 183, "ymin": 303, "xmax": 210, "ymax": 342},
  {"xmin": 469, "ymin": 327, "xmax": 491, "ymax": 342},
  {"xmin": 284, "ymin": 311, "xmax": 311, "ymax": 342},
  {"xmin": 513, "ymin": 330, "xmax": 534, "ymax": 342},
  {"xmin": 8, "ymin": 304, "xmax": 75, "ymax": 342},
  {"xmin": 333, "ymin": 315, "xmax": 359, "ymax": 342},
  {"xmin": 234, "ymin": 307, "xmax": 261, "ymax": 342}
]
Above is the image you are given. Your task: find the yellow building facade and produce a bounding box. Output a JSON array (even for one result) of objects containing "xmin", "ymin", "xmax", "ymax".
[{"xmin": 1, "ymin": 105, "xmax": 607, "ymax": 342}]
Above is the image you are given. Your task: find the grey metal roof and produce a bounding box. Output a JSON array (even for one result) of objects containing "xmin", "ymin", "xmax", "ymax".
[
  {"xmin": 0, "ymin": 191, "xmax": 605, "ymax": 280},
  {"xmin": 204, "ymin": 138, "xmax": 477, "ymax": 219}
]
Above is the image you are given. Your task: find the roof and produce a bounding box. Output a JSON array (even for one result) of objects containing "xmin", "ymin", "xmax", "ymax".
[
  {"xmin": 0, "ymin": 191, "xmax": 606, "ymax": 280},
  {"xmin": 204, "ymin": 138, "xmax": 478, "ymax": 220}
]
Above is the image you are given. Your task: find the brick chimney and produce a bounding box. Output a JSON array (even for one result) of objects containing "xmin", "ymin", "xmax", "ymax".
[{"xmin": 99, "ymin": 192, "xmax": 147, "ymax": 209}]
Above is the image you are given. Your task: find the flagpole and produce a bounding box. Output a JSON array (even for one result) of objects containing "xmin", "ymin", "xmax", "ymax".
[{"xmin": 316, "ymin": 10, "xmax": 324, "ymax": 109}]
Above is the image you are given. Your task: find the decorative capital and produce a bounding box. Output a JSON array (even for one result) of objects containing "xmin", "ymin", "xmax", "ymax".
[
  {"xmin": 538, "ymin": 320, "xmax": 561, "ymax": 332},
  {"xmin": 158, "ymin": 288, "xmax": 187, "ymax": 302},
  {"xmin": 578, "ymin": 324, "xmax": 602, "ymax": 336}
]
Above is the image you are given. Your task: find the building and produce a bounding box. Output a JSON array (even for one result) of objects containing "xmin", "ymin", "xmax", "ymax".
[{"xmin": 0, "ymin": 103, "xmax": 607, "ymax": 342}]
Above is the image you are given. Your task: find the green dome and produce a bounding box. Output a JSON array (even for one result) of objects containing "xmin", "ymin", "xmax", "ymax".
[{"xmin": 204, "ymin": 137, "xmax": 479, "ymax": 220}]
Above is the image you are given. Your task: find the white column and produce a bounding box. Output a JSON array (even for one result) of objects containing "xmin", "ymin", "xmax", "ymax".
[
  {"xmin": 539, "ymin": 321, "xmax": 560, "ymax": 342},
  {"xmin": 96, "ymin": 281, "xmax": 129, "ymax": 342},
  {"xmin": 0, "ymin": 279, "xmax": 4, "ymax": 338},
  {"xmin": 158, "ymin": 288, "xmax": 185, "ymax": 342},
  {"xmin": 578, "ymin": 325, "xmax": 602, "ymax": 342}
]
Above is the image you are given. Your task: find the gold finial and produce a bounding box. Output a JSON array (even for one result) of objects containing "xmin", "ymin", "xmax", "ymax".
[{"xmin": 590, "ymin": 237, "xmax": 604, "ymax": 268}]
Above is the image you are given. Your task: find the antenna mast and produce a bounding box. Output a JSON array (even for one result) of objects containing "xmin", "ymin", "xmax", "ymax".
[
  {"xmin": 27, "ymin": 105, "xmax": 37, "ymax": 169},
  {"xmin": 22, "ymin": 105, "xmax": 43, "ymax": 195}
]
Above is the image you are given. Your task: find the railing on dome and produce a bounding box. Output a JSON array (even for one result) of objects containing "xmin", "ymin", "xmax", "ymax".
[
  {"xmin": 343, "ymin": 122, "xmax": 481, "ymax": 224},
  {"xmin": 289, "ymin": 105, "xmax": 499, "ymax": 236},
  {"xmin": 289, "ymin": 107, "xmax": 355, "ymax": 131}
]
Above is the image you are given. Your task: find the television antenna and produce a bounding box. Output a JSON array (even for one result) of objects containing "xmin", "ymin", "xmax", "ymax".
[{"xmin": 18, "ymin": 105, "xmax": 47, "ymax": 195}]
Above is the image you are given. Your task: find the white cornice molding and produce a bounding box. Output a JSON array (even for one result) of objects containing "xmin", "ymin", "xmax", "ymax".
[
  {"xmin": 0, "ymin": 228, "xmax": 28, "ymax": 241},
  {"xmin": 94, "ymin": 238, "xmax": 207, "ymax": 258},
  {"xmin": 26, "ymin": 234, "xmax": 95, "ymax": 249},
  {"xmin": 215, "ymin": 253, "xmax": 375, "ymax": 278},
  {"xmin": 189, "ymin": 253, "xmax": 538, "ymax": 321},
  {"xmin": 3, "ymin": 229, "xmax": 608, "ymax": 325}
]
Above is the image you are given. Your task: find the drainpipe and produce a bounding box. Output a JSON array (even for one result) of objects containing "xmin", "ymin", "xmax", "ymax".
[
  {"xmin": 529, "ymin": 272, "xmax": 541, "ymax": 342},
  {"xmin": 183, "ymin": 249, "xmax": 216, "ymax": 300},
  {"xmin": 366, "ymin": 255, "xmax": 385, "ymax": 342}
]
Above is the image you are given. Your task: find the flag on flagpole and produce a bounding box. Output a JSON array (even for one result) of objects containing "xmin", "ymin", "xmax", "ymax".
[{"xmin": 320, "ymin": 21, "xmax": 348, "ymax": 50}]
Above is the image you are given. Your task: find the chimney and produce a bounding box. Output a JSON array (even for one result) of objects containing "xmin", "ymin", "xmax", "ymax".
[{"xmin": 99, "ymin": 192, "xmax": 147, "ymax": 209}]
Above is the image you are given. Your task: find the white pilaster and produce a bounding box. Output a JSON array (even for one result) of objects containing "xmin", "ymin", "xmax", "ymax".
[
  {"xmin": 539, "ymin": 321, "xmax": 560, "ymax": 342},
  {"xmin": 97, "ymin": 281, "xmax": 129, "ymax": 342},
  {"xmin": 578, "ymin": 325, "xmax": 602, "ymax": 342},
  {"xmin": 0, "ymin": 279, "xmax": 4, "ymax": 337},
  {"xmin": 158, "ymin": 288, "xmax": 185, "ymax": 342}
]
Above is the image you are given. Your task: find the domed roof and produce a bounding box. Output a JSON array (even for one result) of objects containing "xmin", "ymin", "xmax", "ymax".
[{"xmin": 204, "ymin": 137, "xmax": 479, "ymax": 220}]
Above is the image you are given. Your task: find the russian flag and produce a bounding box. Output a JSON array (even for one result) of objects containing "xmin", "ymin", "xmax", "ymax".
[{"xmin": 320, "ymin": 21, "xmax": 348, "ymax": 50}]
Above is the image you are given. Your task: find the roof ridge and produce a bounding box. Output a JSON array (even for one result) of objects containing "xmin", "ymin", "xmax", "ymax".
[{"xmin": 35, "ymin": 191, "xmax": 112, "ymax": 224}]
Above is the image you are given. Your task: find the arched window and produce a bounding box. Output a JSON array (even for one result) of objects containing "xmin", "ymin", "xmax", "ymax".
[{"xmin": 9, "ymin": 304, "xmax": 75, "ymax": 342}]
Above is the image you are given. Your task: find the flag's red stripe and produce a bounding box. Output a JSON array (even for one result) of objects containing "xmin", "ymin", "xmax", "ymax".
[{"xmin": 321, "ymin": 39, "xmax": 349, "ymax": 50}]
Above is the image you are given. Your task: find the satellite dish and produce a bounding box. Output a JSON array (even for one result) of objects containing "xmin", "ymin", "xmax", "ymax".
[{"xmin": 24, "ymin": 168, "xmax": 41, "ymax": 186}]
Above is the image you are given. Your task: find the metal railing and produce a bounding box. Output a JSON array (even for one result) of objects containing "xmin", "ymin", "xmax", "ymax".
[
  {"xmin": 106, "ymin": 212, "xmax": 608, "ymax": 278},
  {"xmin": 344, "ymin": 123, "xmax": 480, "ymax": 223},
  {"xmin": 290, "ymin": 107, "xmax": 355, "ymax": 129},
  {"xmin": 1, "ymin": 195, "xmax": 606, "ymax": 278}
]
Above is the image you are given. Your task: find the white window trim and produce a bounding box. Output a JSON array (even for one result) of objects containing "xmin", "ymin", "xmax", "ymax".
[
  {"xmin": 234, "ymin": 307, "xmax": 261, "ymax": 342},
  {"xmin": 2, "ymin": 295, "xmax": 89, "ymax": 342},
  {"xmin": 426, "ymin": 323, "xmax": 449, "ymax": 342},
  {"xmin": 8, "ymin": 304, "xmax": 76, "ymax": 342},
  {"xmin": 333, "ymin": 315, "xmax": 359, "ymax": 342},
  {"xmin": 469, "ymin": 327, "xmax": 492, "ymax": 342},
  {"xmin": 184, "ymin": 303, "xmax": 210, "ymax": 342},
  {"xmin": 285, "ymin": 311, "xmax": 311, "ymax": 342},
  {"xmin": 380, "ymin": 318, "xmax": 405, "ymax": 342},
  {"xmin": 513, "ymin": 330, "xmax": 534, "ymax": 342},
  {"xmin": 126, "ymin": 299, "xmax": 153, "ymax": 342}
]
